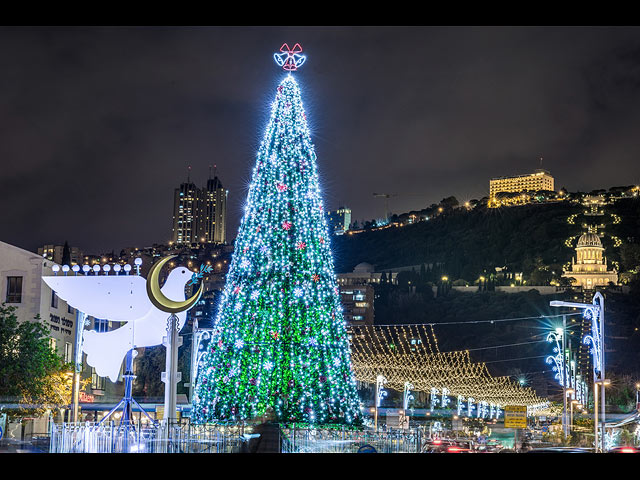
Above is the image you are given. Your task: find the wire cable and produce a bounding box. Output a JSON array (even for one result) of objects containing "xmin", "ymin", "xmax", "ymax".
[{"xmin": 375, "ymin": 312, "xmax": 583, "ymax": 328}]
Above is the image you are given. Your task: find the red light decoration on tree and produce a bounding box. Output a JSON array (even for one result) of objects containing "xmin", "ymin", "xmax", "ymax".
[{"xmin": 274, "ymin": 43, "xmax": 307, "ymax": 71}]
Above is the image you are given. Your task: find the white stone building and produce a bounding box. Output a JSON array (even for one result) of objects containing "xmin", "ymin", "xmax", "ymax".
[
  {"xmin": 0, "ymin": 240, "xmax": 78, "ymax": 362},
  {"xmin": 563, "ymin": 232, "xmax": 618, "ymax": 289}
]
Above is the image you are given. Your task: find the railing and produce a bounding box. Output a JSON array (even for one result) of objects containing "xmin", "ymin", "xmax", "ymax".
[
  {"xmin": 49, "ymin": 421, "xmax": 249, "ymax": 453},
  {"xmin": 281, "ymin": 426, "xmax": 425, "ymax": 453},
  {"xmin": 50, "ymin": 421, "xmax": 427, "ymax": 453}
]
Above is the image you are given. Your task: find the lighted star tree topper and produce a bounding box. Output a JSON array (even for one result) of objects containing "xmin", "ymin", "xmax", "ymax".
[{"xmin": 191, "ymin": 44, "xmax": 362, "ymax": 426}]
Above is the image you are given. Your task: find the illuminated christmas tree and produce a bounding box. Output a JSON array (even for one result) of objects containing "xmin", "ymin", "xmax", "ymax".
[{"xmin": 191, "ymin": 44, "xmax": 362, "ymax": 426}]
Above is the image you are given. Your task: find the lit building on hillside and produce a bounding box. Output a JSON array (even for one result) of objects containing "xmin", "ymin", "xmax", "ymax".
[
  {"xmin": 489, "ymin": 169, "xmax": 555, "ymax": 206},
  {"xmin": 327, "ymin": 207, "xmax": 352, "ymax": 235},
  {"xmin": 337, "ymin": 262, "xmax": 398, "ymax": 286},
  {"xmin": 563, "ymin": 231, "xmax": 618, "ymax": 289}
]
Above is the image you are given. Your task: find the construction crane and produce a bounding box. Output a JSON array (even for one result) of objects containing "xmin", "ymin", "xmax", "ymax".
[
  {"xmin": 372, "ymin": 193, "xmax": 398, "ymax": 220},
  {"xmin": 373, "ymin": 192, "xmax": 431, "ymax": 221}
]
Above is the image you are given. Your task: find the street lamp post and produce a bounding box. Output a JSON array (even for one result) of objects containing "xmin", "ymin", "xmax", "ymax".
[
  {"xmin": 565, "ymin": 387, "xmax": 575, "ymax": 437},
  {"xmin": 187, "ymin": 322, "xmax": 213, "ymax": 403},
  {"xmin": 71, "ymin": 310, "xmax": 88, "ymax": 423},
  {"xmin": 403, "ymin": 381, "xmax": 414, "ymax": 412},
  {"xmin": 546, "ymin": 319, "xmax": 567, "ymax": 437},
  {"xmin": 570, "ymin": 400, "xmax": 580, "ymax": 434},
  {"xmin": 562, "ymin": 317, "xmax": 567, "ymax": 437},
  {"xmin": 594, "ymin": 378, "xmax": 611, "ymax": 451},
  {"xmin": 594, "ymin": 383, "xmax": 599, "ymax": 449},
  {"xmin": 375, "ymin": 375, "xmax": 387, "ymax": 431},
  {"xmin": 550, "ymin": 292, "xmax": 606, "ymax": 452}
]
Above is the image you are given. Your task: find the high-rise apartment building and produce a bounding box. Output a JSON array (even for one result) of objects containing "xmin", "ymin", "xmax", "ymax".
[
  {"xmin": 489, "ymin": 169, "xmax": 555, "ymax": 200},
  {"xmin": 327, "ymin": 207, "xmax": 352, "ymax": 235},
  {"xmin": 204, "ymin": 176, "xmax": 227, "ymax": 244},
  {"xmin": 172, "ymin": 182, "xmax": 203, "ymax": 245},
  {"xmin": 172, "ymin": 170, "xmax": 227, "ymax": 245}
]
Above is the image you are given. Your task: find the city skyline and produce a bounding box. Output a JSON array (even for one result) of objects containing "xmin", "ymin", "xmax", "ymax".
[{"xmin": 2, "ymin": 26, "xmax": 640, "ymax": 254}]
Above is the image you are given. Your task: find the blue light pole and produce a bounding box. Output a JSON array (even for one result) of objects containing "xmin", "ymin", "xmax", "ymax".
[
  {"xmin": 546, "ymin": 317, "xmax": 567, "ymax": 436},
  {"xmin": 551, "ymin": 292, "xmax": 607, "ymax": 452},
  {"xmin": 375, "ymin": 375, "xmax": 387, "ymax": 431}
]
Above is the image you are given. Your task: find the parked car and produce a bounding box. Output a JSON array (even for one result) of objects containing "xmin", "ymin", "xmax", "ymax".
[
  {"xmin": 526, "ymin": 446, "xmax": 592, "ymax": 453},
  {"xmin": 425, "ymin": 438, "xmax": 478, "ymax": 453},
  {"xmin": 444, "ymin": 441, "xmax": 473, "ymax": 453},
  {"xmin": 608, "ymin": 446, "xmax": 639, "ymax": 453},
  {"xmin": 475, "ymin": 441, "xmax": 503, "ymax": 453},
  {"xmin": 422, "ymin": 438, "xmax": 456, "ymax": 453}
]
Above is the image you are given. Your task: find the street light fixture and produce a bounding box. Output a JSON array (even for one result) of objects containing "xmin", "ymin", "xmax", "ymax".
[
  {"xmin": 570, "ymin": 399, "xmax": 579, "ymax": 434},
  {"xmin": 550, "ymin": 293, "xmax": 606, "ymax": 452},
  {"xmin": 594, "ymin": 379, "xmax": 611, "ymax": 386},
  {"xmin": 547, "ymin": 318, "xmax": 568, "ymax": 436},
  {"xmin": 375, "ymin": 374, "xmax": 387, "ymax": 431}
]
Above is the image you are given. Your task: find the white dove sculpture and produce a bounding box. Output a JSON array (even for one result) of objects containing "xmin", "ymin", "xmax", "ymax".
[{"xmin": 42, "ymin": 262, "xmax": 199, "ymax": 382}]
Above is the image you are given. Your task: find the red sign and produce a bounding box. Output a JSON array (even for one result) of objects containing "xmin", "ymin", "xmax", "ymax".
[{"xmin": 79, "ymin": 392, "xmax": 95, "ymax": 403}]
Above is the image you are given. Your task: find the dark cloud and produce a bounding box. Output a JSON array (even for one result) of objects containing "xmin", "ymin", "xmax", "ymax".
[{"xmin": 1, "ymin": 26, "xmax": 640, "ymax": 254}]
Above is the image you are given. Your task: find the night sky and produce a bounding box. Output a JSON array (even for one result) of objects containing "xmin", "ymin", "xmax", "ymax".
[{"xmin": 2, "ymin": 26, "xmax": 640, "ymax": 255}]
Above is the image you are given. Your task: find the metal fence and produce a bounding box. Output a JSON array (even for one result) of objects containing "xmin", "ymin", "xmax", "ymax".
[
  {"xmin": 49, "ymin": 421, "xmax": 249, "ymax": 453},
  {"xmin": 280, "ymin": 426, "xmax": 425, "ymax": 453},
  {"xmin": 50, "ymin": 421, "xmax": 428, "ymax": 453}
]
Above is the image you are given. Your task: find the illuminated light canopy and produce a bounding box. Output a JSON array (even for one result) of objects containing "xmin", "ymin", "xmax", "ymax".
[{"xmin": 349, "ymin": 324, "xmax": 548, "ymax": 409}]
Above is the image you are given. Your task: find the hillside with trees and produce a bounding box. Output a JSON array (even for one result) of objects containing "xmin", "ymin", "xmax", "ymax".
[{"xmin": 333, "ymin": 196, "xmax": 640, "ymax": 286}]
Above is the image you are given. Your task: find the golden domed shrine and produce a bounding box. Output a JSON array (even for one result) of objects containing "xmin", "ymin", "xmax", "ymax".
[{"xmin": 563, "ymin": 231, "xmax": 618, "ymax": 289}]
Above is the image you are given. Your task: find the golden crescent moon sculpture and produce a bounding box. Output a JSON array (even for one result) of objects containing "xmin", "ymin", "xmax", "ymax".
[{"xmin": 146, "ymin": 255, "xmax": 204, "ymax": 314}]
